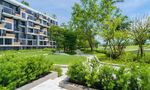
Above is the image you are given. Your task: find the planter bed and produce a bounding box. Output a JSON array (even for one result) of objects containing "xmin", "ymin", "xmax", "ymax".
[
  {"xmin": 59, "ymin": 77, "xmax": 96, "ymax": 90},
  {"xmin": 16, "ymin": 71, "xmax": 58, "ymax": 90}
]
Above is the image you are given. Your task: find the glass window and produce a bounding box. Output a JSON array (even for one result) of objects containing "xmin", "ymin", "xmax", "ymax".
[
  {"xmin": 5, "ymin": 23, "xmax": 12, "ymax": 30},
  {"xmin": 28, "ymin": 22, "xmax": 34, "ymax": 27},
  {"xmin": 0, "ymin": 30, "xmax": 2, "ymax": 36},
  {"xmin": 22, "ymin": 13, "xmax": 26, "ymax": 19},
  {"xmin": 0, "ymin": 38, "xmax": 3, "ymax": 45},
  {"xmin": 5, "ymin": 39, "xmax": 12, "ymax": 45}
]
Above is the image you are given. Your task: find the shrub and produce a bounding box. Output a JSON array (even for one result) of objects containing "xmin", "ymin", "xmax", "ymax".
[
  {"xmin": 67, "ymin": 61, "xmax": 88, "ymax": 86},
  {"xmin": 119, "ymin": 52, "xmax": 137, "ymax": 62},
  {"xmin": 96, "ymin": 53, "xmax": 108, "ymax": 61},
  {"xmin": 52, "ymin": 66, "xmax": 62, "ymax": 77},
  {"xmin": 139, "ymin": 52, "xmax": 150, "ymax": 64},
  {"xmin": 67, "ymin": 61, "xmax": 150, "ymax": 90},
  {"xmin": 0, "ymin": 54, "xmax": 54, "ymax": 89}
]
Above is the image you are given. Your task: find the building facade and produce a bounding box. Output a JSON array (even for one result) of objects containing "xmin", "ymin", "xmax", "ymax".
[{"xmin": 0, "ymin": 0, "xmax": 58, "ymax": 50}]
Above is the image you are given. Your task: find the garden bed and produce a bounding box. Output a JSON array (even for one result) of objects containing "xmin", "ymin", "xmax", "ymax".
[
  {"xmin": 16, "ymin": 71, "xmax": 58, "ymax": 90},
  {"xmin": 59, "ymin": 77, "xmax": 96, "ymax": 90}
]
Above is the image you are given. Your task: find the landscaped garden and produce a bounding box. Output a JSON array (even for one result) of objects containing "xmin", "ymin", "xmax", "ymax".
[{"xmin": 0, "ymin": 49, "xmax": 86, "ymax": 90}]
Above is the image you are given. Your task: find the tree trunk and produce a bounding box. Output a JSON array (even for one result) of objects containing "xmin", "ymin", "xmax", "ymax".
[
  {"xmin": 104, "ymin": 41, "xmax": 108, "ymax": 50},
  {"xmin": 139, "ymin": 45, "xmax": 144, "ymax": 57},
  {"xmin": 87, "ymin": 38, "xmax": 94, "ymax": 52}
]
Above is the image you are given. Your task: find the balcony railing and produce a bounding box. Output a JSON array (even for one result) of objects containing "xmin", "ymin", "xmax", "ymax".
[
  {"xmin": 0, "ymin": 24, "xmax": 4, "ymax": 28},
  {"xmin": 6, "ymin": 33, "xmax": 15, "ymax": 38},
  {"xmin": 3, "ymin": 6, "xmax": 20, "ymax": 17},
  {"xmin": 3, "ymin": 6, "xmax": 15, "ymax": 15}
]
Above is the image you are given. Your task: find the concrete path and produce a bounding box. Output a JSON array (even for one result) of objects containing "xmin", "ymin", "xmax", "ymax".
[
  {"xmin": 30, "ymin": 68, "xmax": 67, "ymax": 90},
  {"xmin": 30, "ymin": 50, "xmax": 95, "ymax": 90}
]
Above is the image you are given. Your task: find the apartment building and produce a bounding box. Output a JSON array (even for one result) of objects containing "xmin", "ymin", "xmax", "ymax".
[{"xmin": 0, "ymin": 0, "xmax": 58, "ymax": 50}]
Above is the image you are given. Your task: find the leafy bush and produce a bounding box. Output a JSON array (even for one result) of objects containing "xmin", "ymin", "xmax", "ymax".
[
  {"xmin": 0, "ymin": 54, "xmax": 54, "ymax": 90},
  {"xmin": 67, "ymin": 61, "xmax": 150, "ymax": 90},
  {"xmin": 67, "ymin": 61, "xmax": 88, "ymax": 86},
  {"xmin": 139, "ymin": 52, "xmax": 150, "ymax": 64},
  {"xmin": 95, "ymin": 50, "xmax": 107, "ymax": 54},
  {"xmin": 52, "ymin": 66, "xmax": 62, "ymax": 77},
  {"xmin": 96, "ymin": 53, "xmax": 108, "ymax": 60},
  {"xmin": 119, "ymin": 52, "xmax": 137, "ymax": 62}
]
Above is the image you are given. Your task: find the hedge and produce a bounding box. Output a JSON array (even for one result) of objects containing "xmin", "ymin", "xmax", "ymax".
[
  {"xmin": 0, "ymin": 54, "xmax": 54, "ymax": 90},
  {"xmin": 67, "ymin": 60, "xmax": 150, "ymax": 90}
]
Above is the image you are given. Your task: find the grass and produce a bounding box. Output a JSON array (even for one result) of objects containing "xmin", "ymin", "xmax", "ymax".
[
  {"xmin": 125, "ymin": 45, "xmax": 150, "ymax": 51},
  {"xmin": 45, "ymin": 55, "xmax": 86, "ymax": 65},
  {"xmin": 0, "ymin": 49, "xmax": 86, "ymax": 65}
]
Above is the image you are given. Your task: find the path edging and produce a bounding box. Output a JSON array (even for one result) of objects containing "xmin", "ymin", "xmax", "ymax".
[{"xmin": 16, "ymin": 71, "xmax": 58, "ymax": 90}]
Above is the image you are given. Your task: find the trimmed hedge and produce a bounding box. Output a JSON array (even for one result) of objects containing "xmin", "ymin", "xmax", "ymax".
[
  {"xmin": 0, "ymin": 54, "xmax": 54, "ymax": 90},
  {"xmin": 67, "ymin": 61, "xmax": 150, "ymax": 90}
]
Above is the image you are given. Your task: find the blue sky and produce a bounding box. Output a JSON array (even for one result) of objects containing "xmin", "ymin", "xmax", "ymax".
[{"xmin": 17, "ymin": 0, "xmax": 150, "ymax": 25}]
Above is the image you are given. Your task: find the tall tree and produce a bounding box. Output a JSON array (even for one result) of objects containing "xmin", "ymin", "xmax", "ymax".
[
  {"xmin": 21, "ymin": 0, "xmax": 30, "ymax": 6},
  {"xmin": 98, "ymin": 0, "xmax": 131, "ymax": 59},
  {"xmin": 130, "ymin": 16, "xmax": 150, "ymax": 57},
  {"xmin": 72, "ymin": 0, "xmax": 100, "ymax": 52},
  {"xmin": 48, "ymin": 25, "xmax": 64, "ymax": 51},
  {"xmin": 101, "ymin": 16, "xmax": 130, "ymax": 59}
]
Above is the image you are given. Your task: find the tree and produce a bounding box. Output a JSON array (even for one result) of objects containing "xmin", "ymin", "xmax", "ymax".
[
  {"xmin": 72, "ymin": 0, "xmax": 100, "ymax": 52},
  {"xmin": 21, "ymin": 0, "xmax": 30, "ymax": 6},
  {"xmin": 48, "ymin": 25, "xmax": 64, "ymax": 51},
  {"xmin": 130, "ymin": 16, "xmax": 150, "ymax": 57},
  {"xmin": 101, "ymin": 17, "xmax": 130, "ymax": 59},
  {"xmin": 99, "ymin": 0, "xmax": 130, "ymax": 59},
  {"xmin": 49, "ymin": 25, "xmax": 77, "ymax": 53},
  {"xmin": 64, "ymin": 31, "xmax": 77, "ymax": 53}
]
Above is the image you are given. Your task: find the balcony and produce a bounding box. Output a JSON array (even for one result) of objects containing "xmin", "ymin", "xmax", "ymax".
[
  {"xmin": 13, "ymin": 42, "xmax": 20, "ymax": 46},
  {"xmin": 15, "ymin": 13, "xmax": 20, "ymax": 17},
  {"xmin": 39, "ymin": 32, "xmax": 43, "ymax": 35},
  {"xmin": 3, "ymin": 6, "xmax": 14, "ymax": 15},
  {"xmin": 34, "ymin": 25, "xmax": 40, "ymax": 29},
  {"xmin": 45, "ymin": 38, "xmax": 48, "ymax": 41},
  {"xmin": 3, "ymin": 6, "xmax": 21, "ymax": 18},
  {"xmin": 0, "ymin": 24, "xmax": 4, "ymax": 28},
  {"xmin": 5, "ymin": 18, "xmax": 13, "ymax": 23},
  {"xmin": 6, "ymin": 33, "xmax": 15, "ymax": 38},
  {"xmin": 21, "ymin": 8, "xmax": 26, "ymax": 12}
]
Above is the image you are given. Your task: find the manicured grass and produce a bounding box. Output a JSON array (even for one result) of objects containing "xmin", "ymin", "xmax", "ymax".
[
  {"xmin": 125, "ymin": 45, "xmax": 150, "ymax": 51},
  {"xmin": 45, "ymin": 55, "xmax": 86, "ymax": 65}
]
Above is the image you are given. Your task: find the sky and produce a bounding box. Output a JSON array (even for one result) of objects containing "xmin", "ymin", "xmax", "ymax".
[{"xmin": 17, "ymin": 0, "xmax": 150, "ymax": 25}]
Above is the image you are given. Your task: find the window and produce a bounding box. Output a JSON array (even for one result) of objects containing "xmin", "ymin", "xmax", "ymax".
[
  {"xmin": 0, "ymin": 38, "xmax": 3, "ymax": 45},
  {"xmin": 22, "ymin": 13, "xmax": 26, "ymax": 19},
  {"xmin": 40, "ymin": 41, "xmax": 43, "ymax": 45},
  {"xmin": 43, "ymin": 21, "xmax": 47, "ymax": 25},
  {"xmin": 27, "ymin": 40, "xmax": 32, "ymax": 45},
  {"xmin": 0, "ymin": 30, "xmax": 2, "ymax": 36},
  {"xmin": 5, "ymin": 23, "xmax": 12, "ymax": 30},
  {"xmin": 20, "ymin": 21, "xmax": 26, "ymax": 26},
  {"xmin": 28, "ymin": 28, "xmax": 33, "ymax": 33},
  {"xmin": 28, "ymin": 15, "xmax": 35, "ymax": 21},
  {"xmin": 5, "ymin": 39, "xmax": 12, "ymax": 45},
  {"xmin": 28, "ymin": 22, "xmax": 34, "ymax": 27},
  {"xmin": 34, "ymin": 29, "xmax": 38, "ymax": 34}
]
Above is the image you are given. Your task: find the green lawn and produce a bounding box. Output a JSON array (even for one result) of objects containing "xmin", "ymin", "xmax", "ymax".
[
  {"xmin": 125, "ymin": 45, "xmax": 150, "ymax": 52},
  {"xmin": 0, "ymin": 49, "xmax": 86, "ymax": 65},
  {"xmin": 45, "ymin": 55, "xmax": 86, "ymax": 65}
]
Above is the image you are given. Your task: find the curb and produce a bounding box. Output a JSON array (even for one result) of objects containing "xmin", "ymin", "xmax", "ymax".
[{"xmin": 16, "ymin": 71, "xmax": 58, "ymax": 90}]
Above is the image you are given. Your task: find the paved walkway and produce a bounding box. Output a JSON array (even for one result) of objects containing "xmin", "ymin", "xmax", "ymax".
[
  {"xmin": 30, "ymin": 51, "xmax": 95, "ymax": 90},
  {"xmin": 30, "ymin": 68, "xmax": 67, "ymax": 90}
]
